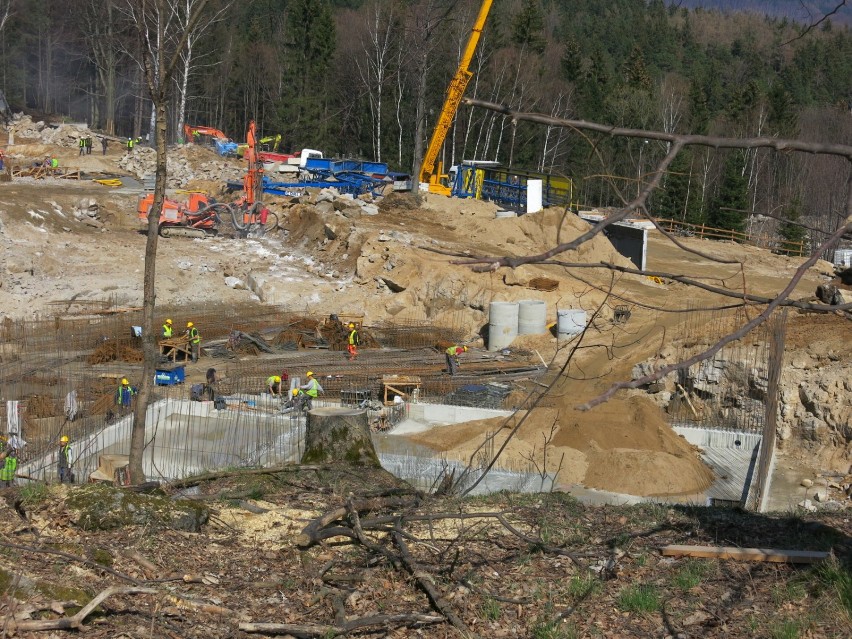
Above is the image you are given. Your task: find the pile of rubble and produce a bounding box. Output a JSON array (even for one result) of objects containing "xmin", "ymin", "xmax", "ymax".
[
  {"xmin": 117, "ymin": 145, "xmax": 244, "ymax": 187},
  {"xmin": 7, "ymin": 113, "xmax": 95, "ymax": 148}
]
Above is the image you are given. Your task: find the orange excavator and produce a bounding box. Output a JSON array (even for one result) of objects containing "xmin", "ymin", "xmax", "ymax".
[{"xmin": 183, "ymin": 124, "xmax": 238, "ymax": 156}]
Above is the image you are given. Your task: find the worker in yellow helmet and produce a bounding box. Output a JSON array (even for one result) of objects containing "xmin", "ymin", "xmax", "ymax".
[
  {"xmin": 58, "ymin": 435, "xmax": 74, "ymax": 483},
  {"xmin": 346, "ymin": 322, "xmax": 360, "ymax": 361},
  {"xmin": 162, "ymin": 318, "xmax": 173, "ymax": 338},
  {"xmin": 186, "ymin": 321, "xmax": 200, "ymax": 362},
  {"xmin": 116, "ymin": 377, "xmax": 137, "ymax": 414},
  {"xmin": 299, "ymin": 371, "xmax": 324, "ymax": 411},
  {"xmin": 266, "ymin": 374, "xmax": 283, "ymax": 396}
]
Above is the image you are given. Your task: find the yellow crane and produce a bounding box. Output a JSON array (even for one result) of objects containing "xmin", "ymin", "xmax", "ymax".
[{"xmin": 418, "ymin": 0, "xmax": 493, "ymax": 195}]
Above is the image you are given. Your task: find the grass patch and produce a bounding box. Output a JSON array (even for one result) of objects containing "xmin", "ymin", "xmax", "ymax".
[
  {"xmin": 478, "ymin": 596, "xmax": 501, "ymax": 621},
  {"xmin": 530, "ymin": 604, "xmax": 577, "ymax": 639},
  {"xmin": 19, "ymin": 481, "xmax": 51, "ymax": 506},
  {"xmin": 672, "ymin": 559, "xmax": 710, "ymax": 591},
  {"xmin": 617, "ymin": 584, "xmax": 660, "ymax": 613},
  {"xmin": 567, "ymin": 572, "xmax": 599, "ymax": 600},
  {"xmin": 771, "ymin": 580, "xmax": 808, "ymax": 606},
  {"xmin": 769, "ymin": 619, "xmax": 802, "ymax": 639},
  {"xmin": 812, "ymin": 558, "xmax": 852, "ymax": 617}
]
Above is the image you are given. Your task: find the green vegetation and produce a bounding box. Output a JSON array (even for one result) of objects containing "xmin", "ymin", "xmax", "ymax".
[
  {"xmin": 617, "ymin": 584, "xmax": 661, "ymax": 613},
  {"xmin": 567, "ymin": 572, "xmax": 600, "ymax": 599},
  {"xmin": 19, "ymin": 481, "xmax": 50, "ymax": 506},
  {"xmin": 479, "ymin": 596, "xmax": 501, "ymax": 621},
  {"xmin": 672, "ymin": 559, "xmax": 711, "ymax": 591},
  {"xmin": 769, "ymin": 619, "xmax": 803, "ymax": 639}
]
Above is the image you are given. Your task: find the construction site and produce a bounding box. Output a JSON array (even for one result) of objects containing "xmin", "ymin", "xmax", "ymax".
[{"xmin": 0, "ymin": 105, "xmax": 850, "ymax": 516}]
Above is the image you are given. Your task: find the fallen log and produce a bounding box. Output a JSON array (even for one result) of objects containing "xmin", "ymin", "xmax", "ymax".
[{"xmin": 239, "ymin": 613, "xmax": 445, "ymax": 637}]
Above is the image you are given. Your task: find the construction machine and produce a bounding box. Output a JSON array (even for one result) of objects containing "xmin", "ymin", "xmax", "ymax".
[
  {"xmin": 137, "ymin": 192, "xmax": 235, "ymax": 239},
  {"xmin": 183, "ymin": 124, "xmax": 238, "ymax": 156},
  {"xmin": 232, "ymin": 119, "xmax": 278, "ymax": 237},
  {"xmin": 418, "ymin": 0, "xmax": 492, "ymax": 195}
]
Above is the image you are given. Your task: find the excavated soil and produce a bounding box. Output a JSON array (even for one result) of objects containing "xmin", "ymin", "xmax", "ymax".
[{"xmin": 0, "ymin": 130, "xmax": 846, "ymax": 497}]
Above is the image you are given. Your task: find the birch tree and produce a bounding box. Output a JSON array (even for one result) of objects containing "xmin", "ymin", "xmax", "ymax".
[
  {"xmin": 357, "ymin": 0, "xmax": 400, "ymax": 163},
  {"xmin": 174, "ymin": 0, "xmax": 231, "ymax": 142}
]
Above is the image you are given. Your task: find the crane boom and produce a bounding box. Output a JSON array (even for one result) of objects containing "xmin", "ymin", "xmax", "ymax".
[{"xmin": 419, "ymin": 0, "xmax": 493, "ymax": 195}]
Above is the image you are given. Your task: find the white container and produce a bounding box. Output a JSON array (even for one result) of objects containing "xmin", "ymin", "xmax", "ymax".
[
  {"xmin": 517, "ymin": 300, "xmax": 547, "ymax": 335},
  {"xmin": 834, "ymin": 249, "xmax": 852, "ymax": 269},
  {"xmin": 488, "ymin": 301, "xmax": 519, "ymax": 351},
  {"xmin": 557, "ymin": 309, "xmax": 587, "ymax": 339},
  {"xmin": 495, "ymin": 210, "xmax": 517, "ymax": 218}
]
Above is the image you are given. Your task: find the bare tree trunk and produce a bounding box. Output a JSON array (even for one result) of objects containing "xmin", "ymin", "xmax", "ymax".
[{"xmin": 128, "ymin": 99, "xmax": 167, "ymax": 482}]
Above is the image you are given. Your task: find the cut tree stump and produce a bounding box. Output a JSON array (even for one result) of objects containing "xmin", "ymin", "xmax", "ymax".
[{"xmin": 301, "ymin": 407, "xmax": 380, "ymax": 467}]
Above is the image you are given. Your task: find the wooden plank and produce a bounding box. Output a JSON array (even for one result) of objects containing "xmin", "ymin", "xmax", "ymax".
[{"xmin": 660, "ymin": 545, "xmax": 829, "ymax": 564}]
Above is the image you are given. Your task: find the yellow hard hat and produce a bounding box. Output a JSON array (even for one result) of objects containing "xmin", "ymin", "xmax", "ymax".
[
  {"xmin": 292, "ymin": 388, "xmax": 299, "ymax": 396},
  {"xmin": 348, "ymin": 323, "xmax": 355, "ymax": 328},
  {"xmin": 121, "ymin": 378, "xmax": 129, "ymax": 385},
  {"xmin": 187, "ymin": 321, "xmax": 194, "ymax": 328},
  {"xmin": 463, "ymin": 345, "xmax": 468, "ymax": 351},
  {"xmin": 60, "ymin": 435, "xmax": 69, "ymax": 443},
  {"xmin": 306, "ymin": 371, "xmax": 314, "ymax": 377},
  {"xmin": 166, "ymin": 318, "xmax": 173, "ymax": 324},
  {"xmin": 273, "ymin": 376, "xmax": 281, "ymax": 382}
]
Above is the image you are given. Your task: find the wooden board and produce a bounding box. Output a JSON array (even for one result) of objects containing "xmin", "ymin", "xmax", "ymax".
[
  {"xmin": 660, "ymin": 544, "xmax": 829, "ymax": 564},
  {"xmin": 382, "ymin": 375, "xmax": 421, "ymax": 405},
  {"xmin": 159, "ymin": 337, "xmax": 191, "ymax": 362}
]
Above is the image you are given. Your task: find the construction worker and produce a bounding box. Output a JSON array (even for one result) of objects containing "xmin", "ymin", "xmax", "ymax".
[
  {"xmin": 116, "ymin": 378, "xmax": 137, "ymax": 412},
  {"xmin": 58, "ymin": 435, "xmax": 74, "ymax": 483},
  {"xmin": 50, "ymin": 156, "xmax": 58, "ymax": 169},
  {"xmin": 347, "ymin": 323, "xmax": 360, "ymax": 361},
  {"xmin": 186, "ymin": 322, "xmax": 200, "ymax": 362},
  {"xmin": 162, "ymin": 318, "xmax": 173, "ymax": 338},
  {"xmin": 0, "ymin": 448, "xmax": 17, "ymax": 487},
  {"xmin": 85, "ymin": 136, "xmax": 93, "ymax": 155},
  {"xmin": 126, "ymin": 137, "xmax": 134, "ymax": 152},
  {"xmin": 445, "ymin": 345, "xmax": 468, "ymax": 376},
  {"xmin": 6, "ymin": 429, "xmax": 25, "ymax": 454},
  {"xmin": 267, "ymin": 375, "xmax": 282, "ymax": 396},
  {"xmin": 299, "ymin": 371, "xmax": 324, "ymax": 410},
  {"xmin": 100, "ymin": 137, "xmax": 108, "ymax": 155}
]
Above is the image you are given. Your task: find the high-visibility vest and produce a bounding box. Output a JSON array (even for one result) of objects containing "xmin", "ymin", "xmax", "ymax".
[
  {"xmin": 116, "ymin": 384, "xmax": 136, "ymax": 405},
  {"xmin": 79, "ymin": 139, "xmax": 85, "ymax": 148},
  {"xmin": 59, "ymin": 445, "xmax": 73, "ymax": 469},
  {"xmin": 348, "ymin": 329, "xmax": 359, "ymax": 346},
  {"xmin": 304, "ymin": 378, "xmax": 320, "ymax": 397},
  {"xmin": 163, "ymin": 324, "xmax": 172, "ymax": 338},
  {"xmin": 189, "ymin": 327, "xmax": 200, "ymax": 344},
  {"xmin": 266, "ymin": 376, "xmax": 279, "ymax": 387},
  {"xmin": 0, "ymin": 456, "xmax": 17, "ymax": 481},
  {"xmin": 446, "ymin": 345, "xmax": 462, "ymax": 357}
]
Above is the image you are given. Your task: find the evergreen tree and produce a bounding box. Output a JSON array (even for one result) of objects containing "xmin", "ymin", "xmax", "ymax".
[
  {"xmin": 767, "ymin": 82, "xmax": 798, "ymax": 136},
  {"xmin": 687, "ymin": 77, "xmax": 709, "ymax": 135},
  {"xmin": 624, "ymin": 45, "xmax": 651, "ymax": 92},
  {"xmin": 653, "ymin": 150, "xmax": 702, "ymax": 223},
  {"xmin": 708, "ymin": 153, "xmax": 748, "ymax": 233},
  {"xmin": 778, "ymin": 196, "xmax": 807, "ymax": 254},
  {"xmin": 279, "ymin": 0, "xmax": 337, "ymax": 149},
  {"xmin": 560, "ymin": 37, "xmax": 582, "ymax": 83},
  {"xmin": 511, "ymin": 0, "xmax": 546, "ymax": 54}
]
